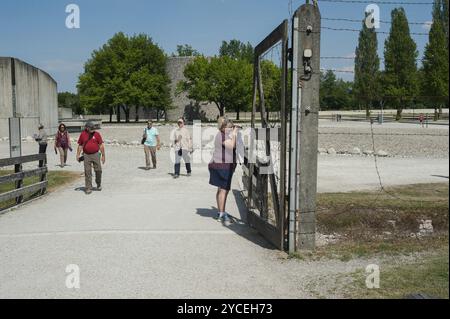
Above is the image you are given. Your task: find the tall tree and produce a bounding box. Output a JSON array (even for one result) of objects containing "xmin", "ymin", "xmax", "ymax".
[
  {"xmin": 422, "ymin": 0, "xmax": 449, "ymax": 118},
  {"xmin": 219, "ymin": 40, "xmax": 254, "ymax": 63},
  {"xmin": 383, "ymin": 8, "xmax": 419, "ymax": 120},
  {"xmin": 78, "ymin": 32, "xmax": 172, "ymax": 122},
  {"xmin": 320, "ymin": 70, "xmax": 354, "ymax": 110},
  {"xmin": 354, "ymin": 15, "xmax": 381, "ymax": 118},
  {"xmin": 443, "ymin": 0, "xmax": 449, "ymax": 47},
  {"xmin": 178, "ymin": 56, "xmax": 252, "ymax": 118},
  {"xmin": 432, "ymin": 0, "xmax": 449, "ymax": 47},
  {"xmin": 174, "ymin": 44, "xmax": 200, "ymax": 57}
]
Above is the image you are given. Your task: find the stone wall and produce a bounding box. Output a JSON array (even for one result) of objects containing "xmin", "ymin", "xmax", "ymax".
[
  {"xmin": 165, "ymin": 57, "xmax": 219, "ymax": 122},
  {"xmin": 0, "ymin": 57, "xmax": 58, "ymax": 139}
]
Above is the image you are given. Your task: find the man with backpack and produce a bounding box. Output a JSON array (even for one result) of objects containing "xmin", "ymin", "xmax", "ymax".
[
  {"xmin": 76, "ymin": 122, "xmax": 106, "ymax": 195},
  {"xmin": 142, "ymin": 120, "xmax": 161, "ymax": 170}
]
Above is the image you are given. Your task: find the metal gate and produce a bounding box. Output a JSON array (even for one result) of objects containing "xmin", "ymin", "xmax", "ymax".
[
  {"xmin": 242, "ymin": 20, "xmax": 289, "ymax": 250},
  {"xmin": 242, "ymin": 3, "xmax": 321, "ymax": 251}
]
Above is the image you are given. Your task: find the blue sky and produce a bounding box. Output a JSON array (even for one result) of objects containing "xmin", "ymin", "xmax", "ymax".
[{"xmin": 0, "ymin": 0, "xmax": 434, "ymax": 92}]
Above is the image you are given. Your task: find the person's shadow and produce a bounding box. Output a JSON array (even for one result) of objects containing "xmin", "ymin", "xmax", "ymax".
[{"xmin": 196, "ymin": 189, "xmax": 276, "ymax": 250}]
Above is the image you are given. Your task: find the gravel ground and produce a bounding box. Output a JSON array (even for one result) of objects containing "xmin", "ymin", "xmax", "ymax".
[
  {"xmin": 3, "ymin": 120, "xmax": 447, "ymax": 159},
  {"xmin": 1, "ymin": 142, "xmax": 444, "ymax": 298},
  {"xmin": 318, "ymin": 121, "xmax": 449, "ymax": 158},
  {"xmin": 0, "ymin": 120, "xmax": 447, "ymax": 298},
  {"xmin": 94, "ymin": 121, "xmax": 449, "ymax": 158}
]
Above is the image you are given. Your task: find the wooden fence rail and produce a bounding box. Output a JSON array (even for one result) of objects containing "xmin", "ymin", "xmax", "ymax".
[{"xmin": 0, "ymin": 154, "xmax": 48, "ymax": 210}]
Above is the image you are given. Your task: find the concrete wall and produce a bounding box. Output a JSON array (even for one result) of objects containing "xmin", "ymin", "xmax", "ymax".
[
  {"xmin": 0, "ymin": 57, "xmax": 58, "ymax": 138},
  {"xmin": 58, "ymin": 107, "xmax": 73, "ymax": 119},
  {"xmin": 0, "ymin": 58, "xmax": 13, "ymax": 137},
  {"xmin": 166, "ymin": 57, "xmax": 219, "ymax": 122}
]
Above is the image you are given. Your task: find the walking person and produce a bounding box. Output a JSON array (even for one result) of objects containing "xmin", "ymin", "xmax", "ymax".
[
  {"xmin": 34, "ymin": 124, "xmax": 48, "ymax": 167},
  {"xmin": 142, "ymin": 120, "xmax": 161, "ymax": 170},
  {"xmin": 208, "ymin": 117, "xmax": 239, "ymax": 226},
  {"xmin": 76, "ymin": 122, "xmax": 106, "ymax": 195},
  {"xmin": 54, "ymin": 123, "xmax": 72, "ymax": 168},
  {"xmin": 419, "ymin": 113, "xmax": 425, "ymax": 128},
  {"xmin": 171, "ymin": 118, "xmax": 193, "ymax": 178}
]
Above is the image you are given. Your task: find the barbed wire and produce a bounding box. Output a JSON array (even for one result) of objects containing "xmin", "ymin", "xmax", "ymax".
[
  {"xmin": 321, "ymin": 26, "xmax": 430, "ymax": 35},
  {"xmin": 322, "ymin": 17, "xmax": 432, "ymax": 26},
  {"xmin": 319, "ymin": 0, "xmax": 433, "ymax": 5},
  {"xmin": 319, "ymin": 132, "xmax": 449, "ymax": 136},
  {"xmin": 320, "ymin": 56, "xmax": 423, "ymax": 61},
  {"xmin": 320, "ymin": 68, "xmax": 355, "ymax": 73}
]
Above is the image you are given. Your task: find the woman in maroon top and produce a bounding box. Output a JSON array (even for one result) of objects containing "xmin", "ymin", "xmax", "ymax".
[
  {"xmin": 54, "ymin": 123, "xmax": 72, "ymax": 168},
  {"xmin": 208, "ymin": 117, "xmax": 238, "ymax": 225}
]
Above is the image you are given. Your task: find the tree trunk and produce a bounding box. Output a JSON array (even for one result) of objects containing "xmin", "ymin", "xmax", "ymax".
[
  {"xmin": 121, "ymin": 105, "xmax": 130, "ymax": 123},
  {"xmin": 109, "ymin": 107, "xmax": 113, "ymax": 123},
  {"xmin": 156, "ymin": 109, "xmax": 160, "ymax": 122},
  {"xmin": 215, "ymin": 102, "xmax": 224, "ymax": 117},
  {"xmin": 135, "ymin": 106, "xmax": 139, "ymax": 122},
  {"xmin": 236, "ymin": 109, "xmax": 240, "ymax": 121},
  {"xmin": 396, "ymin": 106, "xmax": 402, "ymax": 121},
  {"xmin": 117, "ymin": 105, "xmax": 121, "ymax": 123},
  {"xmin": 366, "ymin": 100, "xmax": 371, "ymax": 119}
]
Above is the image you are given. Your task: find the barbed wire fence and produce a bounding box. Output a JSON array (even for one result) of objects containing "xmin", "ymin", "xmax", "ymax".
[{"xmin": 266, "ymin": 0, "xmax": 450, "ymax": 215}]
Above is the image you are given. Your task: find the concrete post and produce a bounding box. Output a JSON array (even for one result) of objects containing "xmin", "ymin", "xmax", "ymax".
[{"xmin": 293, "ymin": 3, "xmax": 321, "ymax": 251}]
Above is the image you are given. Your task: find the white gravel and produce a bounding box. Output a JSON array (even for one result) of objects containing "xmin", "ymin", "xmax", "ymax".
[{"xmin": 0, "ymin": 120, "xmax": 448, "ymax": 298}]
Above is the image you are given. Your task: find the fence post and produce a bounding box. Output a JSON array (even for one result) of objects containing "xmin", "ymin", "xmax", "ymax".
[
  {"xmin": 14, "ymin": 163, "xmax": 23, "ymax": 204},
  {"xmin": 291, "ymin": 3, "xmax": 321, "ymax": 251},
  {"xmin": 40, "ymin": 154, "xmax": 48, "ymax": 195}
]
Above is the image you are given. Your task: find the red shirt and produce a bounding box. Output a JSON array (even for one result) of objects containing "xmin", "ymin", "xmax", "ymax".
[{"xmin": 78, "ymin": 130, "xmax": 103, "ymax": 154}]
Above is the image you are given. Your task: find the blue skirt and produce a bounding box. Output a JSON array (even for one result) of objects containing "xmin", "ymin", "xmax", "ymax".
[{"xmin": 209, "ymin": 167, "xmax": 234, "ymax": 191}]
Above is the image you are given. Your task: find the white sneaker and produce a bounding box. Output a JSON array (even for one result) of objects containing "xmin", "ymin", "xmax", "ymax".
[{"xmin": 222, "ymin": 214, "xmax": 232, "ymax": 226}]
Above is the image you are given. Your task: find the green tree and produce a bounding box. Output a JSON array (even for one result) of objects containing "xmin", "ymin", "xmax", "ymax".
[
  {"xmin": 178, "ymin": 56, "xmax": 252, "ymax": 118},
  {"xmin": 320, "ymin": 71, "xmax": 354, "ymax": 110},
  {"xmin": 422, "ymin": 0, "xmax": 449, "ymax": 119},
  {"xmin": 354, "ymin": 15, "xmax": 381, "ymax": 118},
  {"xmin": 58, "ymin": 92, "xmax": 82, "ymax": 115},
  {"xmin": 444, "ymin": 0, "xmax": 449, "ymax": 47},
  {"xmin": 383, "ymin": 8, "xmax": 419, "ymax": 120},
  {"xmin": 77, "ymin": 32, "xmax": 172, "ymax": 123},
  {"xmin": 174, "ymin": 44, "xmax": 200, "ymax": 57},
  {"xmin": 260, "ymin": 60, "xmax": 282, "ymax": 114},
  {"xmin": 219, "ymin": 40, "xmax": 254, "ymax": 63},
  {"xmin": 432, "ymin": 0, "xmax": 449, "ymax": 47}
]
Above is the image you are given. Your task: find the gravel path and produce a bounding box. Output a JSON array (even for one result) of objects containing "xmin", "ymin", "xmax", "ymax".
[{"xmin": 0, "ymin": 121, "xmax": 448, "ymax": 298}]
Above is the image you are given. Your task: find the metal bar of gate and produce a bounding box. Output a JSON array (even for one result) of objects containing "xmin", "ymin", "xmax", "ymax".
[{"xmin": 289, "ymin": 16, "xmax": 300, "ymax": 254}]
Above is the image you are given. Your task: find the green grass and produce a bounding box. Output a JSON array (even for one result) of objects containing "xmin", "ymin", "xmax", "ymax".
[
  {"xmin": 0, "ymin": 170, "xmax": 80, "ymax": 210},
  {"xmin": 300, "ymin": 235, "xmax": 449, "ymax": 262},
  {"xmin": 342, "ymin": 249, "xmax": 449, "ymax": 299},
  {"xmin": 289, "ymin": 183, "xmax": 449, "ymax": 298},
  {"xmin": 291, "ymin": 183, "xmax": 449, "ymax": 261},
  {"xmin": 317, "ymin": 183, "xmax": 449, "ymax": 235}
]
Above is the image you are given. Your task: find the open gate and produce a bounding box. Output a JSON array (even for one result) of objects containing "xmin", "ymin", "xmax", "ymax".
[
  {"xmin": 242, "ymin": 20, "xmax": 289, "ymax": 250},
  {"xmin": 242, "ymin": 3, "xmax": 321, "ymax": 252}
]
